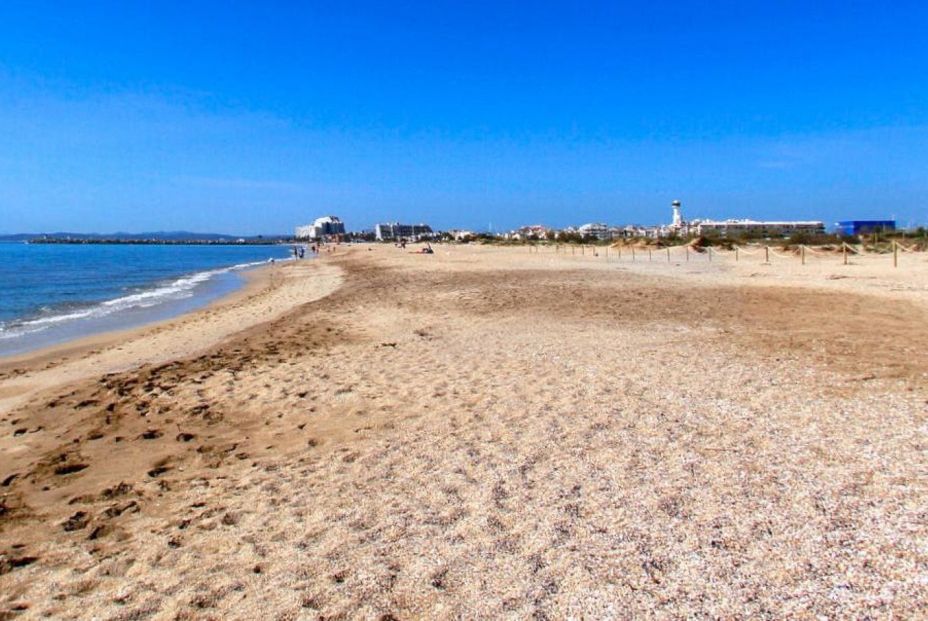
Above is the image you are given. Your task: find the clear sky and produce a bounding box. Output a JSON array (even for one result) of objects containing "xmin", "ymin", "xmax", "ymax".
[{"xmin": 1, "ymin": 1, "xmax": 927, "ymax": 234}]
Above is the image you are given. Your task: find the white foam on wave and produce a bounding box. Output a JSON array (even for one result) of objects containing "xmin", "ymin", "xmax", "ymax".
[{"xmin": 0, "ymin": 258, "xmax": 275, "ymax": 341}]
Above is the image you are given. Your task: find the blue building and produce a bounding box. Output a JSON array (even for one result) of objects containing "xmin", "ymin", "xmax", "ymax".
[{"xmin": 836, "ymin": 220, "xmax": 896, "ymax": 236}]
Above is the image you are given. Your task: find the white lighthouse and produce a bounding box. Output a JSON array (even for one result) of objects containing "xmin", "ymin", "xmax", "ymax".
[{"xmin": 671, "ymin": 200, "xmax": 683, "ymax": 228}]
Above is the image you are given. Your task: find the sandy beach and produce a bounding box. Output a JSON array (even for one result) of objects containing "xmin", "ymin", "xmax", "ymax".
[{"xmin": 1, "ymin": 244, "xmax": 927, "ymax": 619}]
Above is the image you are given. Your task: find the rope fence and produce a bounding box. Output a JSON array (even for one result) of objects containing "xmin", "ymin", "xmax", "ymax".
[{"xmin": 530, "ymin": 240, "xmax": 925, "ymax": 269}]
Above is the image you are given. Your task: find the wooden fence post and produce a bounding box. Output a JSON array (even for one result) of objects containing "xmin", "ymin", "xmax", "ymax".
[
  {"xmin": 893, "ymin": 241, "xmax": 898, "ymax": 268},
  {"xmin": 801, "ymin": 245, "xmax": 805, "ymax": 265},
  {"xmin": 843, "ymin": 243, "xmax": 847, "ymax": 265},
  {"xmin": 765, "ymin": 246, "xmax": 769, "ymax": 263}
]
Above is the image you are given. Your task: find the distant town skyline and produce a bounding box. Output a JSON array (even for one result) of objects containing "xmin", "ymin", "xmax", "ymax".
[{"xmin": 2, "ymin": 1, "xmax": 928, "ymax": 235}]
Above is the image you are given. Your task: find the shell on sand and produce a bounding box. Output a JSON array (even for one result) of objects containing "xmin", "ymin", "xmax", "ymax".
[{"xmin": 1, "ymin": 244, "xmax": 927, "ymax": 618}]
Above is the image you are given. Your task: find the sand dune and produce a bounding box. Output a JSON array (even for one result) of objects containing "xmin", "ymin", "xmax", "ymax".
[{"xmin": 1, "ymin": 245, "xmax": 927, "ymax": 619}]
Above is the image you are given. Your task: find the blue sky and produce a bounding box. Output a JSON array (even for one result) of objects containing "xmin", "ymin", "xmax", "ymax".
[{"xmin": 1, "ymin": 1, "xmax": 927, "ymax": 234}]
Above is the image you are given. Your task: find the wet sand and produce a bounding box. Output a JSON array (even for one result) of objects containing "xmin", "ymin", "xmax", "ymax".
[
  {"xmin": 0, "ymin": 260, "xmax": 343, "ymax": 416},
  {"xmin": 1, "ymin": 244, "xmax": 927, "ymax": 619}
]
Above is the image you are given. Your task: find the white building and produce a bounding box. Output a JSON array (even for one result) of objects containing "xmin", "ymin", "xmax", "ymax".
[
  {"xmin": 671, "ymin": 200, "xmax": 683, "ymax": 228},
  {"xmin": 295, "ymin": 216, "xmax": 346, "ymax": 240},
  {"xmin": 664, "ymin": 201, "xmax": 824, "ymax": 238},
  {"xmin": 618, "ymin": 225, "xmax": 656, "ymax": 238},
  {"xmin": 695, "ymin": 219, "xmax": 825, "ymax": 238},
  {"xmin": 375, "ymin": 222, "xmax": 435, "ymax": 241},
  {"xmin": 577, "ymin": 222, "xmax": 611, "ymax": 240},
  {"xmin": 505, "ymin": 225, "xmax": 551, "ymax": 240}
]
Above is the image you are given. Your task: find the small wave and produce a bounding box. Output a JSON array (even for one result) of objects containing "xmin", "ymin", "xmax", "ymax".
[{"xmin": 0, "ymin": 258, "xmax": 273, "ymax": 340}]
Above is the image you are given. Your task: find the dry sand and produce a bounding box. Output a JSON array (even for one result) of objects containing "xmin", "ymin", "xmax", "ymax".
[{"xmin": 1, "ymin": 244, "xmax": 927, "ymax": 619}]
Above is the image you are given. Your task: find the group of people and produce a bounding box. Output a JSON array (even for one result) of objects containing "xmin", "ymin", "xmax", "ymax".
[
  {"xmin": 291, "ymin": 244, "xmax": 319, "ymax": 259},
  {"xmin": 285, "ymin": 241, "xmax": 433, "ymax": 260},
  {"xmin": 393, "ymin": 240, "xmax": 434, "ymax": 254}
]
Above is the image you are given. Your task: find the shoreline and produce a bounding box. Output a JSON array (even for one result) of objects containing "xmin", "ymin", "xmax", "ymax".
[
  {"xmin": 0, "ymin": 255, "xmax": 293, "ymax": 361},
  {"xmin": 0, "ymin": 259, "xmax": 343, "ymax": 416},
  {"xmin": 0, "ymin": 262, "xmax": 275, "ymax": 371}
]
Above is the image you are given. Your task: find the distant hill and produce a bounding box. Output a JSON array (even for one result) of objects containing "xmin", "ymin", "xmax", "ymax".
[{"xmin": 0, "ymin": 231, "xmax": 289, "ymax": 242}]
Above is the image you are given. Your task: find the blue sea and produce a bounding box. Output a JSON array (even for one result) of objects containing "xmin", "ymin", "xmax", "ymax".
[{"xmin": 0, "ymin": 242, "xmax": 293, "ymax": 357}]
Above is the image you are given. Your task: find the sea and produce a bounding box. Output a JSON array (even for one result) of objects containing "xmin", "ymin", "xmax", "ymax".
[{"xmin": 0, "ymin": 242, "xmax": 293, "ymax": 357}]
